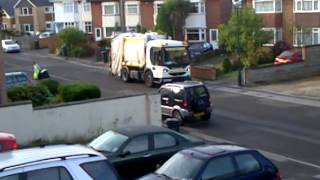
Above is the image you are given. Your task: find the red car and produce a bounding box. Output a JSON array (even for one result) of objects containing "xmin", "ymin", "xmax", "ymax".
[
  {"xmin": 274, "ymin": 49, "xmax": 303, "ymax": 65},
  {"xmin": 0, "ymin": 132, "xmax": 18, "ymax": 152}
]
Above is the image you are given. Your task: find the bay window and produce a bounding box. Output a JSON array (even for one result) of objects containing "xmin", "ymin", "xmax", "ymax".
[
  {"xmin": 294, "ymin": 27, "xmax": 320, "ymax": 46},
  {"xmin": 103, "ymin": 3, "xmax": 119, "ymax": 15},
  {"xmin": 262, "ymin": 28, "xmax": 282, "ymax": 46},
  {"xmin": 295, "ymin": 0, "xmax": 320, "ymax": 12},
  {"xmin": 186, "ymin": 28, "xmax": 206, "ymax": 42}
]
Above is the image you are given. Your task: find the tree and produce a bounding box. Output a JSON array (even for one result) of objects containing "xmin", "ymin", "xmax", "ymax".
[
  {"xmin": 156, "ymin": 0, "xmax": 191, "ymax": 40},
  {"xmin": 58, "ymin": 28, "xmax": 87, "ymax": 51},
  {"xmin": 219, "ymin": 8, "xmax": 270, "ymax": 67}
]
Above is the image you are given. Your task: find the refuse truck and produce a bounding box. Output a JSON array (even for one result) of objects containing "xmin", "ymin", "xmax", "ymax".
[{"xmin": 110, "ymin": 32, "xmax": 191, "ymax": 87}]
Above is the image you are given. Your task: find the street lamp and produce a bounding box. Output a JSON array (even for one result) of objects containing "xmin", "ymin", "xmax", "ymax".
[{"xmin": 232, "ymin": 0, "xmax": 243, "ymax": 86}]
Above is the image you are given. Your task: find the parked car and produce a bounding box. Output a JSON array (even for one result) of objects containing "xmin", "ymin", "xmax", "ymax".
[
  {"xmin": 0, "ymin": 145, "xmax": 119, "ymax": 180},
  {"xmin": 38, "ymin": 31, "xmax": 55, "ymax": 39},
  {"xmin": 159, "ymin": 81, "xmax": 212, "ymax": 123},
  {"xmin": 1, "ymin": 39, "xmax": 21, "ymax": 53},
  {"xmin": 189, "ymin": 42, "xmax": 213, "ymax": 59},
  {"xmin": 88, "ymin": 126, "xmax": 204, "ymax": 179},
  {"xmin": 0, "ymin": 132, "xmax": 18, "ymax": 152},
  {"xmin": 274, "ymin": 49, "xmax": 303, "ymax": 65},
  {"xmin": 5, "ymin": 72, "xmax": 31, "ymax": 88},
  {"xmin": 139, "ymin": 144, "xmax": 282, "ymax": 180}
]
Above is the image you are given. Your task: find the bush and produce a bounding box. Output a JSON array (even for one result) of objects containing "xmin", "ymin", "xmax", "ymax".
[
  {"xmin": 98, "ymin": 39, "xmax": 111, "ymax": 48},
  {"xmin": 222, "ymin": 58, "xmax": 232, "ymax": 73},
  {"xmin": 39, "ymin": 79, "xmax": 60, "ymax": 95},
  {"xmin": 7, "ymin": 84, "xmax": 52, "ymax": 107},
  {"xmin": 59, "ymin": 83, "xmax": 101, "ymax": 102},
  {"xmin": 257, "ymin": 50, "xmax": 275, "ymax": 65}
]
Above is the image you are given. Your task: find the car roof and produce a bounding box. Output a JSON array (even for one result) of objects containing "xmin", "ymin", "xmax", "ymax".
[
  {"xmin": 161, "ymin": 81, "xmax": 205, "ymax": 89},
  {"xmin": 5, "ymin": 72, "xmax": 27, "ymax": 76},
  {"xmin": 0, "ymin": 132, "xmax": 16, "ymax": 140},
  {"xmin": 181, "ymin": 144, "xmax": 249, "ymax": 160},
  {"xmin": 113, "ymin": 126, "xmax": 175, "ymax": 137},
  {"xmin": 2, "ymin": 39, "xmax": 14, "ymax": 42},
  {"xmin": 0, "ymin": 145, "xmax": 103, "ymax": 172}
]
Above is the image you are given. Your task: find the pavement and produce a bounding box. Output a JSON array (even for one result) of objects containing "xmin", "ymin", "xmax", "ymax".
[{"xmin": 4, "ymin": 49, "xmax": 320, "ymax": 179}]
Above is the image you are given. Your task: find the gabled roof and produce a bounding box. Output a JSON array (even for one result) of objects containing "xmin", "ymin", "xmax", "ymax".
[
  {"xmin": 0, "ymin": 0, "xmax": 19, "ymax": 17},
  {"xmin": 14, "ymin": 0, "xmax": 52, "ymax": 8}
]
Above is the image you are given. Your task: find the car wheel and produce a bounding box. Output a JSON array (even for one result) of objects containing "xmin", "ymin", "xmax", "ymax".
[
  {"xmin": 121, "ymin": 68, "xmax": 130, "ymax": 82},
  {"xmin": 201, "ymin": 113, "xmax": 211, "ymax": 121},
  {"xmin": 173, "ymin": 110, "xmax": 184, "ymax": 125},
  {"xmin": 144, "ymin": 71, "xmax": 154, "ymax": 87}
]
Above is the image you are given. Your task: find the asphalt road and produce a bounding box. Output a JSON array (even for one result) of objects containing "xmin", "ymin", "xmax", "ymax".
[{"xmin": 4, "ymin": 50, "xmax": 320, "ymax": 179}]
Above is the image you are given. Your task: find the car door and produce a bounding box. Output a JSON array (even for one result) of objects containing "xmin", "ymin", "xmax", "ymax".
[
  {"xmin": 198, "ymin": 155, "xmax": 237, "ymax": 180},
  {"xmin": 159, "ymin": 88, "xmax": 174, "ymax": 116},
  {"xmin": 115, "ymin": 135, "xmax": 151, "ymax": 179},
  {"xmin": 149, "ymin": 133, "xmax": 180, "ymax": 169},
  {"xmin": 233, "ymin": 152, "xmax": 273, "ymax": 180}
]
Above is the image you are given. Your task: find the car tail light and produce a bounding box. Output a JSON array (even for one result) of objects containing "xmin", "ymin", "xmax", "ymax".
[
  {"xmin": 12, "ymin": 142, "xmax": 18, "ymax": 150},
  {"xmin": 276, "ymin": 172, "xmax": 282, "ymax": 180},
  {"xmin": 182, "ymin": 100, "xmax": 188, "ymax": 109}
]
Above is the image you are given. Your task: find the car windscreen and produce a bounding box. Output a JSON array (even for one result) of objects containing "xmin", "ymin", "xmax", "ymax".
[
  {"xmin": 4, "ymin": 41, "xmax": 16, "ymax": 45},
  {"xmin": 164, "ymin": 47, "xmax": 190, "ymax": 67},
  {"xmin": 156, "ymin": 153, "xmax": 204, "ymax": 179},
  {"xmin": 189, "ymin": 43, "xmax": 203, "ymax": 50},
  {"xmin": 89, "ymin": 130, "xmax": 129, "ymax": 153},
  {"xmin": 279, "ymin": 51, "xmax": 295, "ymax": 58},
  {"xmin": 81, "ymin": 160, "xmax": 118, "ymax": 180}
]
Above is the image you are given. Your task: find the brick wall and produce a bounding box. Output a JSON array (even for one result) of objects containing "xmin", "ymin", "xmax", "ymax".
[
  {"xmin": 91, "ymin": 1, "xmax": 103, "ymax": 38},
  {"xmin": 191, "ymin": 66, "xmax": 217, "ymax": 80},
  {"xmin": 258, "ymin": 13, "xmax": 283, "ymax": 27},
  {"xmin": 140, "ymin": 0, "xmax": 154, "ymax": 30}
]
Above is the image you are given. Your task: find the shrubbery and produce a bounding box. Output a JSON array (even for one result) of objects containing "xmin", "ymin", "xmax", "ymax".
[
  {"xmin": 7, "ymin": 84, "xmax": 52, "ymax": 107},
  {"xmin": 59, "ymin": 83, "xmax": 101, "ymax": 102},
  {"xmin": 222, "ymin": 58, "xmax": 232, "ymax": 73},
  {"xmin": 257, "ymin": 50, "xmax": 275, "ymax": 65},
  {"xmin": 39, "ymin": 79, "xmax": 60, "ymax": 95}
]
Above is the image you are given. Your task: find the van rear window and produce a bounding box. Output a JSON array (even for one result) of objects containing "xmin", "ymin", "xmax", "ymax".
[{"xmin": 187, "ymin": 86, "xmax": 208, "ymax": 98}]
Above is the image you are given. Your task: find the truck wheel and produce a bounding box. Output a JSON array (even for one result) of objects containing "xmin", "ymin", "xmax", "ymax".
[
  {"xmin": 121, "ymin": 68, "xmax": 130, "ymax": 82},
  {"xmin": 144, "ymin": 71, "xmax": 154, "ymax": 87}
]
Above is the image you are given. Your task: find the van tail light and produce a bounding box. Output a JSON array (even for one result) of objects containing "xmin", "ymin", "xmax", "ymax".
[
  {"xmin": 12, "ymin": 142, "xmax": 18, "ymax": 150},
  {"xmin": 182, "ymin": 100, "xmax": 188, "ymax": 109},
  {"xmin": 276, "ymin": 172, "xmax": 282, "ymax": 180}
]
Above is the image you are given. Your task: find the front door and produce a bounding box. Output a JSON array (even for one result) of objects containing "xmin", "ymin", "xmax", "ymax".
[
  {"xmin": 209, "ymin": 29, "xmax": 218, "ymax": 50},
  {"xmin": 95, "ymin": 28, "xmax": 102, "ymax": 41}
]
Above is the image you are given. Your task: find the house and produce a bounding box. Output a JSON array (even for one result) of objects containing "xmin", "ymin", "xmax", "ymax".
[
  {"xmin": 90, "ymin": 0, "xmax": 232, "ymax": 46},
  {"xmin": 247, "ymin": 0, "xmax": 320, "ymax": 47},
  {"xmin": 51, "ymin": 0, "xmax": 92, "ymax": 36},
  {"xmin": 14, "ymin": 0, "xmax": 55, "ymax": 34},
  {"xmin": 0, "ymin": 0, "xmax": 19, "ymax": 30}
]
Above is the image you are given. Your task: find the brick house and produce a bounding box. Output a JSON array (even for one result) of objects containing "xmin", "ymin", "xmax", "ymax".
[
  {"xmin": 0, "ymin": 0, "xmax": 19, "ymax": 30},
  {"xmin": 247, "ymin": 0, "xmax": 320, "ymax": 47},
  {"xmin": 90, "ymin": 0, "xmax": 232, "ymax": 47},
  {"xmin": 14, "ymin": 0, "xmax": 54, "ymax": 34}
]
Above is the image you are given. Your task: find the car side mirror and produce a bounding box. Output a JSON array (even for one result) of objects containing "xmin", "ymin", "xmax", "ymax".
[{"xmin": 120, "ymin": 150, "xmax": 131, "ymax": 158}]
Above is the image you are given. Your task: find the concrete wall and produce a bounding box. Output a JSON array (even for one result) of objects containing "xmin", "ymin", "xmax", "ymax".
[
  {"xmin": 244, "ymin": 45, "xmax": 320, "ymax": 85},
  {"xmin": 0, "ymin": 94, "xmax": 161, "ymax": 146}
]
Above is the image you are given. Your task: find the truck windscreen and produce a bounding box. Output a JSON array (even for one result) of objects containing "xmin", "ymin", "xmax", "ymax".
[{"xmin": 163, "ymin": 47, "xmax": 190, "ymax": 68}]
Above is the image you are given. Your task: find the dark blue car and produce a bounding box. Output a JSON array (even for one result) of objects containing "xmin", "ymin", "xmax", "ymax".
[{"xmin": 139, "ymin": 144, "xmax": 281, "ymax": 180}]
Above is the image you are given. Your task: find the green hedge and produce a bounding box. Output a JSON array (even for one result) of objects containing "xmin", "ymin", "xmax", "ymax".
[
  {"xmin": 39, "ymin": 79, "xmax": 60, "ymax": 95},
  {"xmin": 58, "ymin": 83, "xmax": 101, "ymax": 102},
  {"xmin": 7, "ymin": 84, "xmax": 52, "ymax": 107}
]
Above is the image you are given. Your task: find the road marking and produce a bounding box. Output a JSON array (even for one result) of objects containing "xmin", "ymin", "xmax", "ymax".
[
  {"xmin": 209, "ymin": 86, "xmax": 320, "ymax": 108},
  {"xmin": 182, "ymin": 127, "xmax": 320, "ymax": 169}
]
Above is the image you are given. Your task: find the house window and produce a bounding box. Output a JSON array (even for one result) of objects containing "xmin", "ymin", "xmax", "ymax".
[
  {"xmin": 45, "ymin": 6, "xmax": 53, "ymax": 13},
  {"xmin": 127, "ymin": 4, "xmax": 138, "ymax": 15},
  {"xmin": 84, "ymin": 3, "xmax": 91, "ymax": 12},
  {"xmin": 46, "ymin": 21, "xmax": 52, "ymax": 30},
  {"xmin": 253, "ymin": 0, "xmax": 282, "ymax": 13},
  {"xmin": 190, "ymin": 2, "xmax": 205, "ymax": 13},
  {"xmin": 154, "ymin": 2, "xmax": 163, "ymax": 14},
  {"xmin": 294, "ymin": 27, "xmax": 320, "ymax": 46},
  {"xmin": 294, "ymin": 0, "xmax": 320, "ymax": 12},
  {"xmin": 103, "ymin": 4, "xmax": 119, "ymax": 15},
  {"xmin": 22, "ymin": 24, "xmax": 33, "ymax": 32},
  {"xmin": 262, "ymin": 28, "xmax": 282, "ymax": 46},
  {"xmin": 2, "ymin": 23, "xmax": 7, "ymax": 30},
  {"xmin": 64, "ymin": 3, "xmax": 73, "ymax": 13},
  {"xmin": 20, "ymin": 7, "xmax": 32, "ymax": 16},
  {"xmin": 74, "ymin": 3, "xmax": 79, "ymax": 13},
  {"xmin": 186, "ymin": 28, "xmax": 206, "ymax": 42},
  {"xmin": 105, "ymin": 27, "xmax": 114, "ymax": 37},
  {"xmin": 85, "ymin": 22, "xmax": 92, "ymax": 33}
]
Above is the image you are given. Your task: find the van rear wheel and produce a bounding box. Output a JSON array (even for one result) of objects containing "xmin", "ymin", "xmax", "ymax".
[
  {"xmin": 144, "ymin": 71, "xmax": 154, "ymax": 87},
  {"xmin": 121, "ymin": 68, "xmax": 130, "ymax": 82}
]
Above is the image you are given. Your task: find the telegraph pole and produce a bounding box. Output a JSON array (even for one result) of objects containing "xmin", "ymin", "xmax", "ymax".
[
  {"xmin": 119, "ymin": 0, "xmax": 126, "ymax": 32},
  {"xmin": 0, "ymin": 6, "xmax": 7, "ymax": 104}
]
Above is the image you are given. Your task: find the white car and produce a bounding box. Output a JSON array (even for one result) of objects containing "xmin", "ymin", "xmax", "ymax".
[
  {"xmin": 38, "ymin": 31, "xmax": 55, "ymax": 39},
  {"xmin": 1, "ymin": 39, "xmax": 21, "ymax": 53},
  {"xmin": 0, "ymin": 144, "xmax": 119, "ymax": 180}
]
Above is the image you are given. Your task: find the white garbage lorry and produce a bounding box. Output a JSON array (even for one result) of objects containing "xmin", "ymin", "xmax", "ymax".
[{"xmin": 110, "ymin": 33, "xmax": 191, "ymax": 87}]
